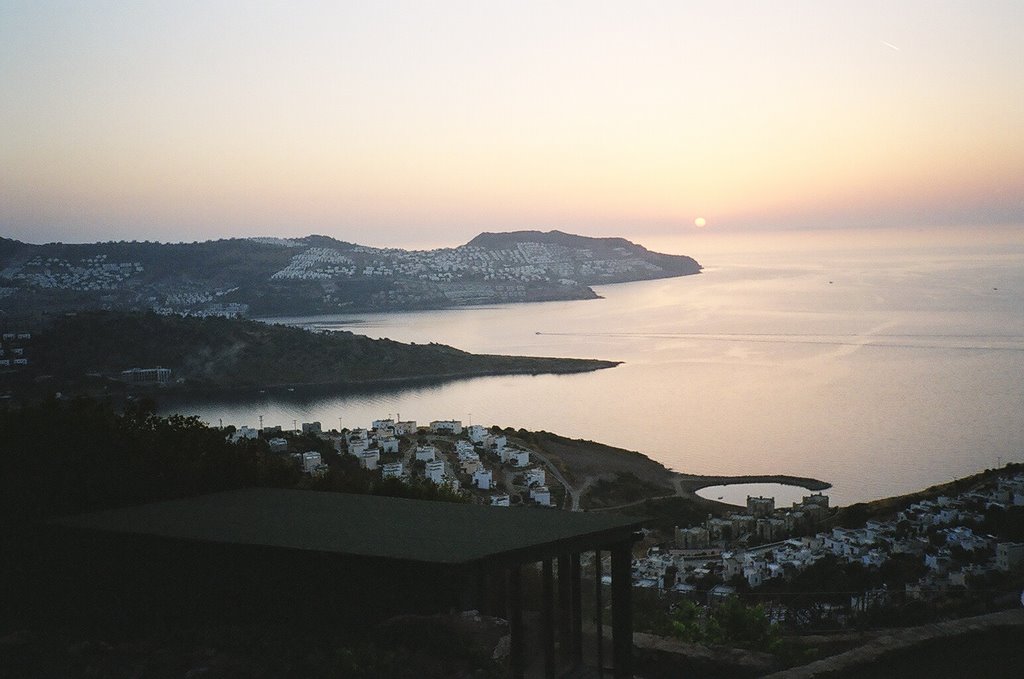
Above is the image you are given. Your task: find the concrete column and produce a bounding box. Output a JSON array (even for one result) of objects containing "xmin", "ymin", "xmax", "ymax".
[
  {"xmin": 571, "ymin": 552, "xmax": 583, "ymax": 664},
  {"xmin": 557, "ymin": 553, "xmax": 571, "ymax": 663},
  {"xmin": 509, "ymin": 565, "xmax": 525, "ymax": 679},
  {"xmin": 611, "ymin": 542, "xmax": 633, "ymax": 679},
  {"xmin": 595, "ymin": 549, "xmax": 604, "ymax": 678},
  {"xmin": 542, "ymin": 559, "xmax": 555, "ymax": 678}
]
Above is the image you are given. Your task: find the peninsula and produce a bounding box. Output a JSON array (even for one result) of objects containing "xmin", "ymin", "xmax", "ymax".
[
  {"xmin": 0, "ymin": 230, "xmax": 701, "ymax": 317},
  {"xmin": 0, "ymin": 311, "xmax": 618, "ymax": 396}
]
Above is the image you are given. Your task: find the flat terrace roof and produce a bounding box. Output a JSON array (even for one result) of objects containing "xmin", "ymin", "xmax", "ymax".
[{"xmin": 55, "ymin": 488, "xmax": 646, "ymax": 566}]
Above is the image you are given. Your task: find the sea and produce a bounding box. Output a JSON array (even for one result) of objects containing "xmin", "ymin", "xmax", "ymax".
[{"xmin": 159, "ymin": 226, "xmax": 1024, "ymax": 506}]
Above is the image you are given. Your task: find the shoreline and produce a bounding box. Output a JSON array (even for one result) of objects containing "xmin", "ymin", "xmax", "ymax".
[{"xmin": 673, "ymin": 473, "xmax": 831, "ymax": 500}]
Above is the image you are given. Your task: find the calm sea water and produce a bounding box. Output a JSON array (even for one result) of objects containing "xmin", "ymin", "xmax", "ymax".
[{"xmin": 161, "ymin": 227, "xmax": 1024, "ymax": 506}]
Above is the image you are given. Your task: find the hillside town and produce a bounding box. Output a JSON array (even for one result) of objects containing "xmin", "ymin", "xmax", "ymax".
[
  {"xmin": 228, "ymin": 413, "xmax": 1024, "ymax": 623},
  {"xmin": 269, "ymin": 241, "xmax": 664, "ymax": 285},
  {"xmin": 229, "ymin": 415, "xmax": 562, "ymax": 510},
  {"xmin": 633, "ymin": 473, "xmax": 1024, "ymax": 624}
]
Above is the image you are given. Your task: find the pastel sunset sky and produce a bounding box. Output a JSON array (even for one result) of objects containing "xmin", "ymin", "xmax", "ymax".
[{"xmin": 2, "ymin": 1, "xmax": 1022, "ymax": 247}]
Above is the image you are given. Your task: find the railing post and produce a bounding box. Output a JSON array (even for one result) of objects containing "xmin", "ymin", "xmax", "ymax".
[{"xmin": 611, "ymin": 542, "xmax": 632, "ymax": 679}]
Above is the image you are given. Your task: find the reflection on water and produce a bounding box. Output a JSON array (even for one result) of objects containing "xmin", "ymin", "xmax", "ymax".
[{"xmin": 160, "ymin": 228, "xmax": 1024, "ymax": 506}]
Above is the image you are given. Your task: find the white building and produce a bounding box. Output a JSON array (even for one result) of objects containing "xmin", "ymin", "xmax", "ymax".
[
  {"xmin": 467, "ymin": 424, "xmax": 487, "ymax": 443},
  {"xmin": 299, "ymin": 450, "xmax": 319, "ymax": 473},
  {"xmin": 378, "ymin": 436, "xmax": 400, "ymax": 454},
  {"xmin": 472, "ymin": 468, "xmax": 493, "ymax": 490},
  {"xmin": 530, "ymin": 486, "xmax": 552, "ymax": 506},
  {"xmin": 491, "ymin": 494, "xmax": 511, "ymax": 507},
  {"xmin": 425, "ymin": 460, "xmax": 446, "ymax": 484},
  {"xmin": 229, "ymin": 426, "xmax": 259, "ymax": 443},
  {"xmin": 371, "ymin": 418, "xmax": 395, "ymax": 434},
  {"xmin": 359, "ymin": 449, "xmax": 380, "ymax": 470},
  {"xmin": 747, "ymin": 495, "xmax": 775, "ymax": 518},
  {"xmin": 415, "ymin": 445, "xmax": 438, "ymax": 462},
  {"xmin": 430, "ymin": 420, "xmax": 462, "ymax": 435},
  {"xmin": 524, "ymin": 468, "xmax": 546, "ymax": 487},
  {"xmin": 502, "ymin": 449, "xmax": 530, "ymax": 467},
  {"xmin": 381, "ymin": 462, "xmax": 404, "ymax": 479},
  {"xmin": 394, "ymin": 420, "xmax": 417, "ymax": 436},
  {"xmin": 455, "ymin": 440, "xmax": 478, "ymax": 460},
  {"xmin": 268, "ymin": 437, "xmax": 289, "ymax": 453}
]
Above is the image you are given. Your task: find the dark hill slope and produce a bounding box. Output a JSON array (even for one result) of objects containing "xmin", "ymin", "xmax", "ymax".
[{"xmin": 24, "ymin": 312, "xmax": 618, "ymax": 390}]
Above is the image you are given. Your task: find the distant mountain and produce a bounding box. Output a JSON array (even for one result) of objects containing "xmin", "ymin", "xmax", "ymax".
[
  {"xmin": 11, "ymin": 311, "xmax": 618, "ymax": 392},
  {"xmin": 0, "ymin": 231, "xmax": 700, "ymax": 318}
]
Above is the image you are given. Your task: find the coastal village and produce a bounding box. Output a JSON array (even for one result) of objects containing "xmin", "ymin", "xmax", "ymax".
[
  {"xmin": 265, "ymin": 239, "xmax": 663, "ymax": 285},
  {"xmin": 229, "ymin": 416, "xmax": 563, "ymax": 510},
  {"xmin": 0, "ymin": 234, "xmax": 695, "ymax": 316},
  {"xmin": 639, "ymin": 480, "xmax": 1024, "ymax": 612},
  {"xmin": 230, "ymin": 414, "xmax": 1024, "ymax": 626}
]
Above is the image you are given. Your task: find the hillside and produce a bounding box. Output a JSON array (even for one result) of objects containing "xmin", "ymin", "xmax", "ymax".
[
  {"xmin": 4, "ymin": 311, "xmax": 618, "ymax": 392},
  {"xmin": 0, "ymin": 231, "xmax": 700, "ymax": 317}
]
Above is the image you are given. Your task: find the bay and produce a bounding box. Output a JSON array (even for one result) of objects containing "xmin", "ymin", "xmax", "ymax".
[{"xmin": 160, "ymin": 227, "xmax": 1024, "ymax": 506}]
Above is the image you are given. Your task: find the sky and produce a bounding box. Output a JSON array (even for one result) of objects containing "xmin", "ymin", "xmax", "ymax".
[{"xmin": 2, "ymin": 1, "xmax": 1023, "ymax": 248}]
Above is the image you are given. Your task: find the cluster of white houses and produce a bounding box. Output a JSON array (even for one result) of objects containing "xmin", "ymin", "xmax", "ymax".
[
  {"xmin": 0, "ymin": 331, "xmax": 31, "ymax": 368},
  {"xmin": 634, "ymin": 473, "xmax": 1024, "ymax": 603},
  {"xmin": 1, "ymin": 253, "xmax": 142, "ymax": 291},
  {"xmin": 263, "ymin": 239, "xmax": 666, "ymax": 287},
  {"xmin": 232, "ymin": 416, "xmax": 557, "ymax": 508}
]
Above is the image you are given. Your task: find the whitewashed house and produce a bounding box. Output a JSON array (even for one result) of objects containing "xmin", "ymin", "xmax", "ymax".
[
  {"xmin": 378, "ymin": 436, "xmax": 400, "ymax": 454},
  {"xmin": 229, "ymin": 426, "xmax": 259, "ymax": 443},
  {"xmin": 491, "ymin": 494, "xmax": 510, "ymax": 507},
  {"xmin": 359, "ymin": 449, "xmax": 380, "ymax": 470},
  {"xmin": 299, "ymin": 451, "xmax": 322, "ymax": 473},
  {"xmin": 381, "ymin": 462, "xmax": 403, "ymax": 479},
  {"xmin": 467, "ymin": 424, "xmax": 487, "ymax": 443},
  {"xmin": 502, "ymin": 448, "xmax": 530, "ymax": 467},
  {"xmin": 425, "ymin": 460, "xmax": 446, "ymax": 484},
  {"xmin": 430, "ymin": 420, "xmax": 462, "ymax": 435},
  {"xmin": 394, "ymin": 420, "xmax": 417, "ymax": 436},
  {"xmin": 472, "ymin": 468, "xmax": 493, "ymax": 490},
  {"xmin": 268, "ymin": 437, "xmax": 289, "ymax": 453},
  {"xmin": 455, "ymin": 440, "xmax": 477, "ymax": 460},
  {"xmin": 530, "ymin": 486, "xmax": 552, "ymax": 506},
  {"xmin": 415, "ymin": 445, "xmax": 437, "ymax": 462},
  {"xmin": 372, "ymin": 418, "xmax": 396, "ymax": 435},
  {"xmin": 524, "ymin": 468, "xmax": 546, "ymax": 487}
]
